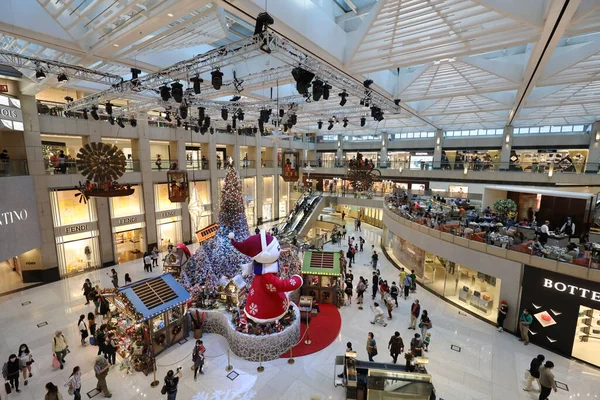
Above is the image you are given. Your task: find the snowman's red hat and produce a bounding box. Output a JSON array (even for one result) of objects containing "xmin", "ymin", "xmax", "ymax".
[{"xmin": 229, "ymin": 230, "xmax": 278, "ymax": 264}]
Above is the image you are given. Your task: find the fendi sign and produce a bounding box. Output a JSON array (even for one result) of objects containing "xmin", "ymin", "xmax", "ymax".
[
  {"xmin": 55, "ymin": 222, "xmax": 97, "ymax": 236},
  {"xmin": 111, "ymin": 214, "xmax": 145, "ymax": 227},
  {"xmin": 156, "ymin": 209, "xmax": 181, "ymax": 219}
]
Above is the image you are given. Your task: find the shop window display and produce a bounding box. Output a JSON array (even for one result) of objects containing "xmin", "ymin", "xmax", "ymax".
[
  {"xmin": 111, "ymin": 187, "xmax": 143, "ymax": 218},
  {"xmin": 423, "ymin": 253, "xmax": 501, "ymax": 322},
  {"xmin": 572, "ymin": 306, "xmax": 600, "ymax": 367},
  {"xmin": 56, "ymin": 233, "xmax": 100, "ymax": 276},
  {"xmin": 157, "ymin": 218, "xmax": 182, "ymax": 251},
  {"xmin": 155, "ymin": 183, "xmax": 180, "ymax": 211},
  {"xmin": 384, "ymin": 231, "xmax": 425, "ymax": 279},
  {"xmin": 114, "ymin": 227, "xmax": 145, "ymax": 264},
  {"xmin": 52, "ymin": 189, "xmax": 96, "ymax": 226}
]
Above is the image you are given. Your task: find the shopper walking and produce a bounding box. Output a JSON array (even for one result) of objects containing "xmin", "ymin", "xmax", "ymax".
[
  {"xmin": 366, "ymin": 332, "xmax": 377, "ymax": 362},
  {"xmin": 409, "ymin": 270, "xmax": 417, "ymax": 292},
  {"xmin": 399, "ymin": 268, "xmax": 406, "ymax": 293},
  {"xmin": 497, "ymin": 300, "xmax": 509, "ymax": 332},
  {"xmin": 124, "ymin": 273, "xmax": 132, "ymax": 285},
  {"xmin": 403, "ymin": 274, "xmax": 412, "ymax": 299},
  {"xmin": 52, "ymin": 330, "xmax": 68, "ymax": 370},
  {"xmin": 384, "ymin": 293, "xmax": 394, "ymax": 320},
  {"xmin": 341, "ymin": 210, "xmax": 345, "ymax": 221},
  {"xmin": 163, "ymin": 368, "xmax": 182, "ymax": 400},
  {"xmin": 410, "ymin": 334, "xmax": 423, "ymax": 357},
  {"xmin": 192, "ymin": 340, "xmax": 206, "ymax": 380},
  {"xmin": 88, "ymin": 312, "xmax": 97, "ymax": 338},
  {"xmin": 354, "ymin": 218, "xmax": 359, "ymax": 231},
  {"xmin": 359, "ymin": 237, "xmax": 364, "ymax": 252},
  {"xmin": 419, "ymin": 310, "xmax": 432, "ymax": 338},
  {"xmin": 152, "ymin": 246, "xmax": 159, "ymax": 268},
  {"xmin": 356, "ymin": 277, "xmax": 366, "ymax": 308},
  {"xmin": 409, "ymin": 300, "xmax": 420, "ymax": 330},
  {"xmin": 344, "ymin": 279, "xmax": 353, "ymax": 305},
  {"xmin": 357, "ymin": 218, "xmax": 362, "ymax": 232},
  {"xmin": 78, "ymin": 314, "xmax": 89, "ymax": 346},
  {"xmin": 390, "ymin": 282, "xmax": 399, "ymax": 307},
  {"xmin": 65, "ymin": 366, "xmax": 82, "ymax": 400},
  {"xmin": 524, "ymin": 354, "xmax": 545, "ymax": 392},
  {"xmin": 18, "ymin": 344, "xmax": 33, "ymax": 386},
  {"xmin": 91, "ymin": 285, "xmax": 101, "ymax": 314},
  {"xmin": 538, "ymin": 361, "xmax": 557, "ymax": 400},
  {"xmin": 388, "ymin": 332, "xmax": 404, "ymax": 364},
  {"xmin": 371, "ymin": 251, "xmax": 379, "ymax": 269},
  {"xmin": 94, "ymin": 356, "xmax": 112, "ymax": 398},
  {"xmin": 143, "ymin": 252, "xmax": 152, "ymax": 272},
  {"xmin": 45, "ymin": 382, "xmax": 63, "ymax": 400},
  {"xmin": 99, "ymin": 294, "xmax": 111, "ymax": 323},
  {"xmin": 108, "ymin": 269, "xmax": 118, "ymax": 288},
  {"xmin": 371, "ymin": 271, "xmax": 379, "ymax": 300},
  {"xmin": 3, "ymin": 353, "xmax": 21, "ymax": 392},
  {"xmin": 95, "ymin": 324, "xmax": 106, "ymax": 356},
  {"xmin": 519, "ymin": 308, "xmax": 533, "ymax": 345},
  {"xmin": 82, "ymin": 279, "xmax": 92, "ymax": 305}
]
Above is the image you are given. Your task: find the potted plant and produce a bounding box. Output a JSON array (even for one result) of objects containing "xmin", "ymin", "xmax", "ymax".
[{"xmin": 492, "ymin": 198, "xmax": 517, "ymax": 222}]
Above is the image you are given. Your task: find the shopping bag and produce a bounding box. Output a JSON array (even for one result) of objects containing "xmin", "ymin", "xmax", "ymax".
[
  {"xmin": 89, "ymin": 336, "xmax": 95, "ymax": 346},
  {"xmin": 5, "ymin": 381, "xmax": 12, "ymax": 394},
  {"xmin": 52, "ymin": 354, "xmax": 60, "ymax": 369}
]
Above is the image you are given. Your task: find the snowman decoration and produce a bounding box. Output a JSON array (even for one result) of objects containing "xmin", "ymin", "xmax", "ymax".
[{"xmin": 229, "ymin": 230, "xmax": 303, "ymax": 324}]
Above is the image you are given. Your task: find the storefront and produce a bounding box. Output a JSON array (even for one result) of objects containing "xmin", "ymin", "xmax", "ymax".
[
  {"xmin": 50, "ymin": 189, "xmax": 100, "ymax": 277},
  {"xmin": 154, "ymin": 184, "xmax": 182, "ymax": 250},
  {"xmin": 443, "ymin": 149, "xmax": 501, "ymax": 170},
  {"xmin": 520, "ymin": 265, "xmax": 600, "ymax": 367},
  {"xmin": 409, "ymin": 152, "xmax": 434, "ymax": 170},
  {"xmin": 423, "ymin": 253, "xmax": 501, "ymax": 322},
  {"xmin": 110, "ymin": 185, "xmax": 145, "ymax": 264},
  {"xmin": 262, "ymin": 175, "xmax": 274, "ymax": 222},
  {"xmin": 512, "ymin": 148, "xmax": 588, "ymax": 172},
  {"xmin": 279, "ymin": 176, "xmax": 290, "ymax": 216},
  {"xmin": 242, "ymin": 177, "xmax": 256, "ymax": 225},
  {"xmin": 383, "ymin": 231, "xmax": 425, "ymax": 279}
]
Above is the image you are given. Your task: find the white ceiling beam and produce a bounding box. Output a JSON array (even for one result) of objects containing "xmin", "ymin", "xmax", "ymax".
[
  {"xmin": 539, "ymin": 39, "xmax": 600, "ymax": 81},
  {"xmin": 474, "ymin": 0, "xmax": 547, "ymax": 28},
  {"xmin": 216, "ymin": 5, "xmax": 230, "ymax": 34},
  {"xmin": 570, "ymin": 0, "xmax": 600, "ymax": 24},
  {"xmin": 456, "ymin": 55, "xmax": 524, "ymax": 84},
  {"xmin": 394, "ymin": 62, "xmax": 433, "ymax": 96},
  {"xmin": 508, "ymin": 0, "xmax": 582, "ymax": 125},
  {"xmin": 344, "ymin": 0, "xmax": 387, "ymax": 65},
  {"xmin": 480, "ymin": 91, "xmax": 516, "ymax": 106},
  {"xmin": 336, "ymin": 4, "xmax": 375, "ymax": 24},
  {"xmin": 342, "ymin": 0, "xmax": 358, "ymax": 13}
]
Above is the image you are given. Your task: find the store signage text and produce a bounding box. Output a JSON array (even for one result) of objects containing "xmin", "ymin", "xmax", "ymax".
[
  {"xmin": 118, "ymin": 216, "xmax": 137, "ymax": 225},
  {"xmin": 159, "ymin": 210, "xmax": 176, "ymax": 218},
  {"xmin": 0, "ymin": 209, "xmax": 28, "ymax": 226},
  {"xmin": 65, "ymin": 224, "xmax": 88, "ymax": 234},
  {"xmin": 543, "ymin": 278, "xmax": 600, "ymax": 302},
  {"xmin": 0, "ymin": 107, "xmax": 17, "ymax": 118}
]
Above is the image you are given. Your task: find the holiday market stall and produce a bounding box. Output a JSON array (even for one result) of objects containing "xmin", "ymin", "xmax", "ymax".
[
  {"xmin": 104, "ymin": 273, "xmax": 191, "ymax": 374},
  {"xmin": 301, "ymin": 250, "xmax": 342, "ymax": 307}
]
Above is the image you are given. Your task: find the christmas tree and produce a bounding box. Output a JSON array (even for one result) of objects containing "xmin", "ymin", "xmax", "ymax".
[{"xmin": 181, "ymin": 165, "xmax": 251, "ymax": 296}]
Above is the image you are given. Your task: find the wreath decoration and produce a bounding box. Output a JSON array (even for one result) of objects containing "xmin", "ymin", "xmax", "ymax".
[
  {"xmin": 171, "ymin": 325, "xmax": 182, "ymax": 336},
  {"xmin": 154, "ymin": 334, "xmax": 166, "ymax": 346}
]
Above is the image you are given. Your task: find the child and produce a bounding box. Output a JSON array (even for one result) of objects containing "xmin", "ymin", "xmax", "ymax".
[
  {"xmin": 124, "ymin": 273, "xmax": 132, "ymax": 285},
  {"xmin": 424, "ymin": 332, "xmax": 431, "ymax": 352}
]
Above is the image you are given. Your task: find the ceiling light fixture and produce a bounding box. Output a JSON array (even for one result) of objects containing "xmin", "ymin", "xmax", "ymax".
[
  {"xmin": 105, "ymin": 102, "xmax": 113, "ymax": 115},
  {"xmin": 339, "ymin": 91, "xmax": 348, "ymax": 106},
  {"xmin": 160, "ymin": 85, "xmax": 171, "ymax": 101},
  {"xmin": 211, "ymin": 69, "xmax": 224, "ymax": 90},
  {"xmin": 312, "ymin": 79, "xmax": 324, "ymax": 101},
  {"xmin": 179, "ymin": 104, "xmax": 188, "ymax": 119},
  {"xmin": 363, "ymin": 79, "xmax": 373, "ymax": 88},
  {"xmin": 90, "ymin": 106, "xmax": 99, "ymax": 120},
  {"xmin": 323, "ymin": 83, "xmax": 332, "ymax": 100},
  {"xmin": 198, "ymin": 107, "xmax": 205, "ymax": 121},
  {"xmin": 191, "ymin": 75, "xmax": 203, "ymax": 94},
  {"xmin": 327, "ymin": 120, "xmax": 334, "ymax": 130},
  {"xmin": 167, "ymin": 13, "xmax": 174, "ymax": 17},
  {"xmin": 35, "ymin": 68, "xmax": 46, "ymax": 80},
  {"xmin": 343, "ymin": 118, "xmax": 348, "ymax": 128},
  {"xmin": 117, "ymin": 117, "xmax": 125, "ymax": 128},
  {"xmin": 317, "ymin": 120, "xmax": 323, "ymax": 129},
  {"xmin": 291, "ymin": 67, "xmax": 315, "ymax": 95},
  {"xmin": 113, "ymin": 44, "xmax": 119, "ymax": 47},
  {"xmin": 171, "ymin": 82, "xmax": 184, "ymax": 103},
  {"xmin": 57, "ymin": 73, "xmax": 68, "ymax": 83},
  {"xmin": 360, "ymin": 117, "xmax": 366, "ymax": 127},
  {"xmin": 221, "ymin": 108, "xmax": 228, "ymax": 121}
]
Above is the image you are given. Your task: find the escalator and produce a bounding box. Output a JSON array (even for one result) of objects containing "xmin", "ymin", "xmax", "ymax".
[{"xmin": 277, "ymin": 194, "xmax": 323, "ymax": 241}]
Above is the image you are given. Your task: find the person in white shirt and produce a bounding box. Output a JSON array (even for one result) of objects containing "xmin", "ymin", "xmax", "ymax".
[
  {"xmin": 539, "ymin": 220, "xmax": 550, "ymax": 245},
  {"xmin": 370, "ymin": 302, "xmax": 387, "ymax": 327},
  {"xmin": 560, "ymin": 216, "xmax": 575, "ymax": 237}
]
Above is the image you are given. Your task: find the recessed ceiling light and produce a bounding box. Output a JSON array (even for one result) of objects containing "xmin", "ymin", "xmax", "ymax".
[
  {"xmin": 113, "ymin": 43, "xmax": 119, "ymax": 47},
  {"xmin": 167, "ymin": 13, "xmax": 174, "ymax": 17}
]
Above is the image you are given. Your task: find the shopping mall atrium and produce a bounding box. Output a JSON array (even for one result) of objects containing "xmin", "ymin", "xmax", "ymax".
[{"xmin": 1, "ymin": 0, "xmax": 600, "ymax": 399}]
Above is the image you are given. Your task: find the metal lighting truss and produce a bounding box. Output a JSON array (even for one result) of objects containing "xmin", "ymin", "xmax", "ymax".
[{"xmin": 0, "ymin": 50, "xmax": 123, "ymax": 85}]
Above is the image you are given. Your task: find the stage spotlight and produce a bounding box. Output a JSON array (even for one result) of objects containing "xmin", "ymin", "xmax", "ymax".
[
  {"xmin": 191, "ymin": 75, "xmax": 203, "ymax": 94},
  {"xmin": 230, "ymin": 95, "xmax": 241, "ymax": 102},
  {"xmin": 200, "ymin": 126, "xmax": 207, "ymax": 135},
  {"xmin": 211, "ymin": 69, "xmax": 224, "ymax": 90},
  {"xmin": 252, "ymin": 127, "xmax": 258, "ymax": 135},
  {"xmin": 164, "ymin": 112, "xmax": 172, "ymax": 122},
  {"xmin": 57, "ymin": 73, "xmax": 69, "ymax": 83},
  {"xmin": 254, "ymin": 11, "xmax": 274, "ymax": 35},
  {"xmin": 317, "ymin": 120, "xmax": 323, "ymax": 129},
  {"xmin": 279, "ymin": 109, "xmax": 284, "ymax": 118},
  {"xmin": 343, "ymin": 118, "xmax": 348, "ymax": 128},
  {"xmin": 226, "ymin": 124, "xmax": 232, "ymax": 133},
  {"xmin": 260, "ymin": 109, "xmax": 270, "ymax": 123},
  {"xmin": 131, "ymin": 68, "xmax": 141, "ymax": 80},
  {"xmin": 312, "ymin": 79, "xmax": 324, "ymax": 101},
  {"xmin": 291, "ymin": 67, "xmax": 315, "ymax": 95},
  {"xmin": 221, "ymin": 108, "xmax": 228, "ymax": 121},
  {"xmin": 363, "ymin": 79, "xmax": 373, "ymax": 88},
  {"xmin": 64, "ymin": 96, "xmax": 73, "ymax": 102},
  {"xmin": 210, "ymin": 127, "xmax": 214, "ymax": 135},
  {"xmin": 130, "ymin": 117, "xmax": 137, "ymax": 127},
  {"xmin": 82, "ymin": 109, "xmax": 88, "ymax": 120},
  {"xmin": 203, "ymin": 116, "xmax": 211, "ymax": 128},
  {"xmin": 360, "ymin": 117, "xmax": 366, "ymax": 127},
  {"xmin": 258, "ymin": 119, "xmax": 264, "ymax": 134},
  {"xmin": 198, "ymin": 107, "xmax": 205, "ymax": 121},
  {"xmin": 194, "ymin": 125, "xmax": 199, "ymax": 133},
  {"xmin": 179, "ymin": 104, "xmax": 188, "ymax": 119},
  {"xmin": 394, "ymin": 99, "xmax": 401, "ymax": 106},
  {"xmin": 289, "ymin": 114, "xmax": 297, "ymax": 126},
  {"xmin": 327, "ymin": 120, "xmax": 334, "ymax": 130},
  {"xmin": 184, "ymin": 123, "xmax": 189, "ymax": 131},
  {"xmin": 171, "ymin": 82, "xmax": 184, "ymax": 103},
  {"xmin": 105, "ymin": 102, "xmax": 113, "ymax": 115},
  {"xmin": 323, "ymin": 83, "xmax": 332, "ymax": 100},
  {"xmin": 339, "ymin": 91, "xmax": 348, "ymax": 106},
  {"xmin": 160, "ymin": 86, "xmax": 171, "ymax": 101},
  {"xmin": 90, "ymin": 106, "xmax": 99, "ymax": 120},
  {"xmin": 117, "ymin": 117, "xmax": 125, "ymax": 128},
  {"xmin": 35, "ymin": 68, "xmax": 46, "ymax": 80},
  {"xmin": 108, "ymin": 116, "xmax": 115, "ymax": 125},
  {"xmin": 237, "ymin": 110, "xmax": 244, "ymax": 121}
]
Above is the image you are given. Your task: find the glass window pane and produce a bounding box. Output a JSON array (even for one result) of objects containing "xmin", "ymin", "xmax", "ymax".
[
  {"xmin": 562, "ymin": 125, "xmax": 573, "ymax": 133},
  {"xmin": 470, "ymin": 130, "xmax": 477, "ymax": 136},
  {"xmin": 428, "ymin": 132, "xmax": 434, "ymax": 137},
  {"xmin": 540, "ymin": 126, "xmax": 550, "ymax": 133},
  {"xmin": 529, "ymin": 127, "xmax": 539, "ymax": 133},
  {"xmin": 551, "ymin": 126, "xmax": 561, "ymax": 132},
  {"xmin": 478, "ymin": 129, "xmax": 486, "ymax": 136},
  {"xmin": 407, "ymin": 132, "xmax": 414, "ymax": 138},
  {"xmin": 400, "ymin": 133, "xmax": 407, "ymax": 139},
  {"xmin": 573, "ymin": 125, "xmax": 584, "ymax": 132}
]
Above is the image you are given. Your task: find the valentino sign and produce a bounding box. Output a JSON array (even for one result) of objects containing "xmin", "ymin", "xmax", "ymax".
[
  {"xmin": 543, "ymin": 278, "xmax": 600, "ymax": 302},
  {"xmin": 0, "ymin": 209, "xmax": 28, "ymax": 225}
]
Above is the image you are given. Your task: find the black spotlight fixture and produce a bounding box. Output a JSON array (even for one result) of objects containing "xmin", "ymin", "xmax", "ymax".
[
  {"xmin": 171, "ymin": 82, "xmax": 184, "ymax": 103},
  {"xmin": 164, "ymin": 111, "xmax": 172, "ymax": 122},
  {"xmin": 184, "ymin": 123, "xmax": 189, "ymax": 131},
  {"xmin": 203, "ymin": 116, "xmax": 211, "ymax": 129},
  {"xmin": 198, "ymin": 107, "xmax": 205, "ymax": 121},
  {"xmin": 363, "ymin": 79, "xmax": 373, "ymax": 88},
  {"xmin": 254, "ymin": 11, "xmax": 274, "ymax": 35},
  {"xmin": 226, "ymin": 124, "xmax": 232, "ymax": 133},
  {"xmin": 191, "ymin": 75, "xmax": 203, "ymax": 94},
  {"xmin": 327, "ymin": 120, "xmax": 334, "ymax": 130},
  {"xmin": 130, "ymin": 117, "xmax": 137, "ymax": 127},
  {"xmin": 35, "ymin": 67, "xmax": 46, "ymax": 80},
  {"xmin": 339, "ymin": 91, "xmax": 348, "ymax": 106},
  {"xmin": 82, "ymin": 109, "xmax": 88, "ymax": 120},
  {"xmin": 179, "ymin": 104, "xmax": 188, "ymax": 119},
  {"xmin": 211, "ymin": 69, "xmax": 224, "ymax": 90},
  {"xmin": 90, "ymin": 106, "xmax": 99, "ymax": 120},
  {"xmin": 289, "ymin": 114, "xmax": 297, "ymax": 126},
  {"xmin": 291, "ymin": 67, "xmax": 315, "ymax": 95},
  {"xmin": 64, "ymin": 96, "xmax": 73, "ymax": 102},
  {"xmin": 105, "ymin": 102, "xmax": 113, "ymax": 115},
  {"xmin": 200, "ymin": 126, "xmax": 207, "ymax": 135},
  {"xmin": 57, "ymin": 73, "xmax": 69, "ymax": 83},
  {"xmin": 343, "ymin": 118, "xmax": 348, "ymax": 128},
  {"xmin": 317, "ymin": 120, "xmax": 323, "ymax": 129},
  {"xmin": 131, "ymin": 68, "xmax": 141, "ymax": 80},
  {"xmin": 394, "ymin": 99, "xmax": 401, "ymax": 106},
  {"xmin": 160, "ymin": 85, "xmax": 171, "ymax": 101},
  {"xmin": 260, "ymin": 109, "xmax": 270, "ymax": 123},
  {"xmin": 237, "ymin": 110, "xmax": 244, "ymax": 121},
  {"xmin": 221, "ymin": 108, "xmax": 228, "ymax": 121},
  {"xmin": 252, "ymin": 126, "xmax": 258, "ymax": 135},
  {"xmin": 258, "ymin": 119, "xmax": 265, "ymax": 134},
  {"xmin": 360, "ymin": 116, "xmax": 366, "ymax": 127},
  {"xmin": 312, "ymin": 79, "xmax": 324, "ymax": 101},
  {"xmin": 230, "ymin": 95, "xmax": 241, "ymax": 102},
  {"xmin": 117, "ymin": 117, "xmax": 125, "ymax": 128},
  {"xmin": 194, "ymin": 125, "xmax": 199, "ymax": 133},
  {"xmin": 108, "ymin": 116, "xmax": 115, "ymax": 125},
  {"xmin": 323, "ymin": 83, "xmax": 332, "ymax": 100}
]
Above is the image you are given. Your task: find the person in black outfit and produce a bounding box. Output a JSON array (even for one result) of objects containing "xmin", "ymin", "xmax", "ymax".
[
  {"xmin": 95, "ymin": 325, "xmax": 106, "ymax": 357},
  {"xmin": 524, "ymin": 354, "xmax": 545, "ymax": 391},
  {"xmin": 371, "ymin": 271, "xmax": 379, "ymax": 300},
  {"xmin": 164, "ymin": 368, "xmax": 182, "ymax": 400},
  {"xmin": 5, "ymin": 354, "xmax": 21, "ymax": 392}
]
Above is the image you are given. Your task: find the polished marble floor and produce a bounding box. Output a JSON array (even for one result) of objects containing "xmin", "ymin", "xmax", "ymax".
[{"xmin": 0, "ymin": 218, "xmax": 599, "ymax": 400}]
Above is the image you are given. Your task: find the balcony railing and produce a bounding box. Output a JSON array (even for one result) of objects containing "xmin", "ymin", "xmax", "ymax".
[
  {"xmin": 186, "ymin": 160, "xmax": 210, "ymax": 170},
  {"xmin": 0, "ymin": 160, "xmax": 28, "ymax": 177},
  {"xmin": 44, "ymin": 159, "xmax": 141, "ymax": 174}
]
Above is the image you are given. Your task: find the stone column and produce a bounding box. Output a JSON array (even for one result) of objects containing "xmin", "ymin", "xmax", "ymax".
[
  {"xmin": 336, "ymin": 134, "xmax": 343, "ymax": 166},
  {"xmin": 500, "ymin": 126, "xmax": 514, "ymax": 171},
  {"xmin": 380, "ymin": 132, "xmax": 389, "ymax": 168},
  {"xmin": 208, "ymin": 132, "xmax": 219, "ymax": 219},
  {"xmin": 586, "ymin": 120, "xmax": 600, "ymax": 173},
  {"xmin": 171, "ymin": 132, "xmax": 191, "ymax": 243},
  {"xmin": 133, "ymin": 120, "xmax": 158, "ymax": 251},
  {"xmin": 19, "ymin": 94, "xmax": 59, "ymax": 282},
  {"xmin": 433, "ymin": 128, "xmax": 443, "ymax": 169}
]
